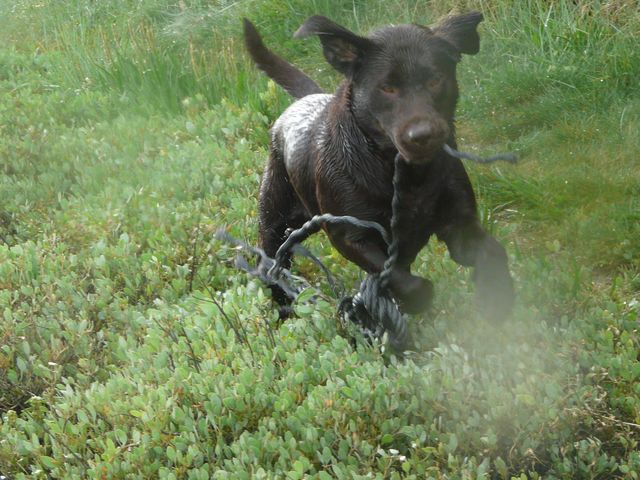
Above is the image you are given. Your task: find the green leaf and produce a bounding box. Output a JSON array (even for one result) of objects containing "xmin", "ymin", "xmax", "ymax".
[
  {"xmin": 115, "ymin": 429, "xmax": 127, "ymax": 445},
  {"xmin": 40, "ymin": 456, "xmax": 57, "ymax": 469},
  {"xmin": 494, "ymin": 456, "xmax": 508, "ymax": 479},
  {"xmin": 16, "ymin": 356, "xmax": 28, "ymax": 373},
  {"xmin": 7, "ymin": 369, "xmax": 18, "ymax": 384},
  {"xmin": 296, "ymin": 288, "xmax": 316, "ymax": 304},
  {"xmin": 293, "ymin": 460, "xmax": 305, "ymax": 474},
  {"xmin": 77, "ymin": 409, "xmax": 88, "ymax": 424},
  {"xmin": 166, "ymin": 445, "xmax": 176, "ymax": 462},
  {"xmin": 446, "ymin": 434, "xmax": 458, "ymax": 454},
  {"xmin": 381, "ymin": 434, "xmax": 394, "ymax": 445}
]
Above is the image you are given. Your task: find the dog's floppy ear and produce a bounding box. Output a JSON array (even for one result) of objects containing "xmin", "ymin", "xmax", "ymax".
[
  {"xmin": 294, "ymin": 15, "xmax": 373, "ymax": 76},
  {"xmin": 434, "ymin": 11, "xmax": 483, "ymax": 55}
]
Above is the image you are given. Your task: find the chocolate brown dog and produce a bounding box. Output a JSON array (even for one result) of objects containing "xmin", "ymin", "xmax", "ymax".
[{"xmin": 243, "ymin": 12, "xmax": 514, "ymax": 319}]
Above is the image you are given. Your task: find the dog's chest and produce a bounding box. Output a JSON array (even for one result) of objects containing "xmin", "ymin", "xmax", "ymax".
[{"xmin": 394, "ymin": 165, "xmax": 446, "ymax": 234}]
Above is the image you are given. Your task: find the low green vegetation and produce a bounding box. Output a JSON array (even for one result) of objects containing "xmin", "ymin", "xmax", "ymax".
[{"xmin": 1, "ymin": 0, "xmax": 639, "ymax": 478}]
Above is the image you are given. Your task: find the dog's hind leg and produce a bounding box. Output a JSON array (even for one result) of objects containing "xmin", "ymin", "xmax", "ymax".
[{"xmin": 258, "ymin": 147, "xmax": 308, "ymax": 311}]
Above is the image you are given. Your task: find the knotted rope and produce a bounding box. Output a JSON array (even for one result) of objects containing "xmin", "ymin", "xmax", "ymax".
[
  {"xmin": 267, "ymin": 155, "xmax": 407, "ymax": 351},
  {"xmin": 219, "ymin": 145, "xmax": 516, "ymax": 352}
]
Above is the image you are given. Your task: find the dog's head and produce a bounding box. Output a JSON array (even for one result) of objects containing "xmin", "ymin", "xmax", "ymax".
[{"xmin": 295, "ymin": 12, "xmax": 482, "ymax": 164}]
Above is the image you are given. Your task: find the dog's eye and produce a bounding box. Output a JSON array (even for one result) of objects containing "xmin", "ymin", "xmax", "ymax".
[
  {"xmin": 427, "ymin": 75, "xmax": 444, "ymax": 89},
  {"xmin": 380, "ymin": 85, "xmax": 399, "ymax": 95}
]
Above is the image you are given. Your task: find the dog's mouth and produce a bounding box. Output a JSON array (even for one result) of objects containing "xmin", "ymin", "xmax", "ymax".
[
  {"xmin": 393, "ymin": 137, "xmax": 446, "ymax": 164},
  {"xmin": 389, "ymin": 120, "xmax": 450, "ymax": 164}
]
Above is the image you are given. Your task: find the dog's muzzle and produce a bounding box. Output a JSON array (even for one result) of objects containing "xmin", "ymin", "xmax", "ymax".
[{"xmin": 393, "ymin": 119, "xmax": 449, "ymax": 164}]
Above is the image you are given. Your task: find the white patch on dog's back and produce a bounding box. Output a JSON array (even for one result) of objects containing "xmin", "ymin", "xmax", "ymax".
[{"xmin": 272, "ymin": 94, "xmax": 331, "ymax": 169}]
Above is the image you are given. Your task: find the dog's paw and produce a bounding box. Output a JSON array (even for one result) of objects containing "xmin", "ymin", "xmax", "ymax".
[
  {"xmin": 393, "ymin": 276, "xmax": 434, "ymax": 314},
  {"xmin": 475, "ymin": 267, "xmax": 514, "ymax": 321}
]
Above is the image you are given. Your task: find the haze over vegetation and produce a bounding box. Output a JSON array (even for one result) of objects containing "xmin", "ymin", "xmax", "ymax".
[{"xmin": 1, "ymin": 0, "xmax": 639, "ymax": 478}]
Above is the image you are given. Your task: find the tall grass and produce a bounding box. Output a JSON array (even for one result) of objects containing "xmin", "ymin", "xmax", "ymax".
[
  {"xmin": 2, "ymin": 0, "xmax": 638, "ymax": 265},
  {"xmin": 4, "ymin": 0, "xmax": 363, "ymax": 114},
  {"xmin": 6, "ymin": 1, "xmax": 639, "ymax": 117}
]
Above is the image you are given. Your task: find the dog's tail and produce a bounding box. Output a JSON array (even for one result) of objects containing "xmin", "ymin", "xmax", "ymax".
[{"xmin": 243, "ymin": 19, "xmax": 324, "ymax": 99}]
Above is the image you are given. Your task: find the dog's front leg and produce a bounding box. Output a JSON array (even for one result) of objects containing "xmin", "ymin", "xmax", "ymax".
[
  {"xmin": 438, "ymin": 220, "xmax": 514, "ymax": 320},
  {"xmin": 325, "ymin": 223, "xmax": 433, "ymax": 313}
]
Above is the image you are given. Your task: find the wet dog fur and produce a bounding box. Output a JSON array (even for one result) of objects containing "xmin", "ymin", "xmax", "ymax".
[{"xmin": 243, "ymin": 13, "xmax": 514, "ymax": 319}]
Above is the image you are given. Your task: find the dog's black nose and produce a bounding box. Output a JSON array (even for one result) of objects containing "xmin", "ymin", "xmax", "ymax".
[{"xmin": 405, "ymin": 122, "xmax": 433, "ymax": 145}]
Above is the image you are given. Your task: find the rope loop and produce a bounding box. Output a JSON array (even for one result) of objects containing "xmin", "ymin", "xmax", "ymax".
[
  {"xmin": 220, "ymin": 144, "xmax": 516, "ymax": 353},
  {"xmin": 339, "ymin": 274, "xmax": 409, "ymax": 352},
  {"xmin": 270, "ymin": 154, "xmax": 409, "ymax": 352}
]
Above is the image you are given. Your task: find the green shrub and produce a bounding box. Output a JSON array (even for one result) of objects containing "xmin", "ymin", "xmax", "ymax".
[{"xmin": 1, "ymin": 0, "xmax": 639, "ymax": 478}]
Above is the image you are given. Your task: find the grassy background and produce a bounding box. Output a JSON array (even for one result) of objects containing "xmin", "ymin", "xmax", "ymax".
[{"xmin": 1, "ymin": 0, "xmax": 639, "ymax": 478}]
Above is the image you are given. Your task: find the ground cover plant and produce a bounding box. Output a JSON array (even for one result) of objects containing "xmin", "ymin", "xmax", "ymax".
[{"xmin": 0, "ymin": 0, "xmax": 639, "ymax": 478}]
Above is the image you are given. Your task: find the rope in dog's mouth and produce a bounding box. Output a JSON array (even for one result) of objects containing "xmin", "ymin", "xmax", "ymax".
[
  {"xmin": 217, "ymin": 146, "xmax": 517, "ymax": 352},
  {"xmin": 443, "ymin": 144, "xmax": 518, "ymax": 164}
]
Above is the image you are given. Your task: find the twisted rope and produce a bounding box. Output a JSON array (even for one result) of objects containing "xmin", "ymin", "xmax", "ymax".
[
  {"xmin": 269, "ymin": 214, "xmax": 390, "ymax": 278},
  {"xmin": 268, "ymin": 154, "xmax": 409, "ymax": 351},
  {"xmin": 339, "ymin": 153, "xmax": 408, "ymax": 351},
  {"xmin": 220, "ymin": 144, "xmax": 517, "ymax": 352},
  {"xmin": 443, "ymin": 144, "xmax": 518, "ymax": 164}
]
